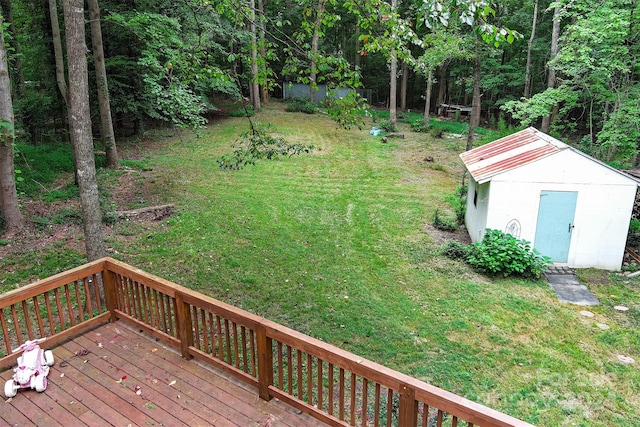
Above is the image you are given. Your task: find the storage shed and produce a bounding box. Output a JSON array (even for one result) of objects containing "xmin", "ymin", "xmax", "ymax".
[{"xmin": 460, "ymin": 127, "xmax": 640, "ymax": 270}]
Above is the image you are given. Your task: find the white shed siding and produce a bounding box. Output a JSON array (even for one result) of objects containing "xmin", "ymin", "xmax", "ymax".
[
  {"xmin": 568, "ymin": 183, "xmax": 636, "ymax": 269},
  {"xmin": 482, "ymin": 181, "xmax": 540, "ymax": 243},
  {"xmin": 465, "ymin": 178, "xmax": 490, "ymax": 242}
]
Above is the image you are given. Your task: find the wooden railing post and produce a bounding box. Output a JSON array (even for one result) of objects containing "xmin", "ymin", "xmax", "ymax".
[
  {"xmin": 256, "ymin": 325, "xmax": 273, "ymax": 401},
  {"xmin": 398, "ymin": 383, "xmax": 418, "ymax": 427},
  {"xmin": 102, "ymin": 263, "xmax": 119, "ymax": 323},
  {"xmin": 175, "ymin": 291, "xmax": 194, "ymax": 360}
]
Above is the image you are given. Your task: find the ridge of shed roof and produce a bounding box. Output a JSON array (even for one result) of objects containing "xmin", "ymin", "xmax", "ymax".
[
  {"xmin": 459, "ymin": 127, "xmax": 563, "ymax": 183},
  {"xmin": 459, "ymin": 127, "xmax": 640, "ymax": 185}
]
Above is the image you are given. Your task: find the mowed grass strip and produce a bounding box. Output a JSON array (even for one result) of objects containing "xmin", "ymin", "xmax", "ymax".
[{"xmin": 4, "ymin": 104, "xmax": 640, "ymax": 426}]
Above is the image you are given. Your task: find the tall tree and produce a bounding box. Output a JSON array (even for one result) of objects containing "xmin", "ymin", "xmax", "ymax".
[
  {"xmin": 400, "ymin": 61, "xmax": 408, "ymax": 111},
  {"xmin": 423, "ymin": 69, "xmax": 433, "ymax": 126},
  {"xmin": 436, "ymin": 65, "xmax": 447, "ymax": 107},
  {"xmin": 416, "ymin": 30, "xmax": 469, "ymax": 127},
  {"xmin": 503, "ymin": 0, "xmax": 639, "ymax": 165},
  {"xmin": 0, "ymin": 15, "xmax": 23, "ymax": 235},
  {"xmin": 88, "ymin": 0, "xmax": 118, "ymax": 168},
  {"xmin": 309, "ymin": 0, "xmax": 326, "ymax": 102},
  {"xmin": 249, "ymin": 0, "xmax": 261, "ymax": 110},
  {"xmin": 417, "ymin": 0, "xmax": 520, "ymax": 149},
  {"xmin": 63, "ymin": 0, "xmax": 106, "ymax": 261},
  {"xmin": 388, "ymin": 0, "xmax": 398, "ymax": 124},
  {"xmin": 523, "ymin": 0, "xmax": 539, "ymax": 99},
  {"xmin": 467, "ymin": 45, "xmax": 481, "ymax": 150},
  {"xmin": 49, "ymin": 0, "xmax": 68, "ymax": 105},
  {"xmin": 0, "ymin": 0, "xmax": 25, "ymax": 99},
  {"xmin": 540, "ymin": 2, "xmax": 560, "ymax": 132},
  {"xmin": 257, "ymin": 0, "xmax": 268, "ymax": 103}
]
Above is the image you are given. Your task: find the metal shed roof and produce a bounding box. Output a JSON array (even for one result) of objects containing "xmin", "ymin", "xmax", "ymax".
[
  {"xmin": 459, "ymin": 127, "xmax": 564, "ymax": 183},
  {"xmin": 460, "ymin": 127, "xmax": 640, "ymax": 185}
]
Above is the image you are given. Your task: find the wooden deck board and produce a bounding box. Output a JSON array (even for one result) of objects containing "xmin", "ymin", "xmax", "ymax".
[{"xmin": 2, "ymin": 322, "xmax": 328, "ymax": 427}]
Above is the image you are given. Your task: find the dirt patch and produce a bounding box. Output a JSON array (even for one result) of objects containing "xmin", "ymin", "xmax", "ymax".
[
  {"xmin": 575, "ymin": 268, "xmax": 614, "ymax": 286},
  {"xmin": 424, "ymin": 222, "xmax": 472, "ymax": 246},
  {"xmin": 1, "ymin": 159, "xmax": 168, "ymax": 260}
]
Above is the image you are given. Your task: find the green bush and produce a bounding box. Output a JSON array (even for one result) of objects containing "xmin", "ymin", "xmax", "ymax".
[
  {"xmin": 228, "ymin": 105, "xmax": 255, "ymax": 117},
  {"xmin": 378, "ymin": 119, "xmax": 396, "ymax": 133},
  {"xmin": 14, "ymin": 142, "xmax": 75, "ymax": 197},
  {"xmin": 467, "ymin": 229, "xmax": 551, "ymax": 279},
  {"xmin": 285, "ymin": 98, "xmax": 317, "ymax": 114},
  {"xmin": 429, "ymin": 127, "xmax": 444, "ymax": 138},
  {"xmin": 445, "ymin": 186, "xmax": 467, "ymax": 225},
  {"xmin": 440, "ymin": 240, "xmax": 470, "ymax": 260},
  {"xmin": 410, "ymin": 120, "xmax": 427, "ymax": 133},
  {"xmin": 325, "ymin": 91, "xmax": 369, "ymax": 130},
  {"xmin": 433, "ymin": 208, "xmax": 458, "ymax": 231}
]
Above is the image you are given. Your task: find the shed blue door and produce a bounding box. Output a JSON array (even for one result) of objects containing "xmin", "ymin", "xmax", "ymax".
[{"xmin": 534, "ymin": 191, "xmax": 578, "ymax": 262}]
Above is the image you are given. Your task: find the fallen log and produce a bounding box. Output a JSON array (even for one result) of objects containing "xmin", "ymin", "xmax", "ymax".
[{"xmin": 115, "ymin": 204, "xmax": 175, "ymax": 221}]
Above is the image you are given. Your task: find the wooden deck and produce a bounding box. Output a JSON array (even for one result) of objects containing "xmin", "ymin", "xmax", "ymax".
[
  {"xmin": 1, "ymin": 322, "xmax": 326, "ymax": 427},
  {"xmin": 1, "ymin": 258, "xmax": 534, "ymax": 427}
]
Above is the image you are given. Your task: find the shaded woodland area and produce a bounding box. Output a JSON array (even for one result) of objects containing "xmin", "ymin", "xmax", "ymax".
[{"xmin": 0, "ymin": 0, "xmax": 639, "ymax": 244}]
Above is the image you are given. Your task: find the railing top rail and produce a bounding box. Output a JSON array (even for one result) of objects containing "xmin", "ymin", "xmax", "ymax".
[
  {"xmin": 0, "ymin": 258, "xmax": 106, "ymax": 309},
  {"xmin": 105, "ymin": 258, "xmax": 182, "ymax": 298},
  {"xmin": 105, "ymin": 257, "xmax": 271, "ymax": 328}
]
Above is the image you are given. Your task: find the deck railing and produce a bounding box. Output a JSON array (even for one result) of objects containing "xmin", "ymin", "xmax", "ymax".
[{"xmin": 0, "ymin": 258, "xmax": 534, "ymax": 427}]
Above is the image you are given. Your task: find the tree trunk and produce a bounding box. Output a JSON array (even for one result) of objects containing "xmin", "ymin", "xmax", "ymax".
[
  {"xmin": 0, "ymin": 0, "xmax": 25, "ymax": 99},
  {"xmin": 258, "ymin": 0, "xmax": 268, "ymax": 103},
  {"xmin": 524, "ymin": 0, "xmax": 538, "ymax": 99},
  {"xmin": 63, "ymin": 0, "xmax": 106, "ymax": 262},
  {"xmin": 541, "ymin": 4, "xmax": 560, "ymax": 133},
  {"xmin": 388, "ymin": 0, "xmax": 398, "ymax": 123},
  {"xmin": 466, "ymin": 50, "xmax": 481, "ymax": 151},
  {"xmin": 88, "ymin": 0, "xmax": 119, "ymax": 168},
  {"xmin": 49, "ymin": 0, "xmax": 68, "ymax": 105},
  {"xmin": 0, "ymin": 0, "xmax": 35, "ymax": 143},
  {"xmin": 249, "ymin": 0, "xmax": 261, "ymax": 111},
  {"xmin": 436, "ymin": 64, "xmax": 447, "ymax": 111},
  {"xmin": 389, "ymin": 51, "xmax": 397, "ymax": 123},
  {"xmin": 0, "ymin": 16, "xmax": 23, "ymax": 235},
  {"xmin": 400, "ymin": 61, "xmax": 408, "ymax": 111},
  {"xmin": 423, "ymin": 69, "xmax": 433, "ymax": 128},
  {"xmin": 309, "ymin": 0, "xmax": 325, "ymax": 103},
  {"xmin": 354, "ymin": 22, "xmax": 361, "ymax": 69}
]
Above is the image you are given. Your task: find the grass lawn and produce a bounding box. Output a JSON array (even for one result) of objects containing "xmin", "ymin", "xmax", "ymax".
[{"xmin": 2, "ymin": 103, "xmax": 640, "ymax": 426}]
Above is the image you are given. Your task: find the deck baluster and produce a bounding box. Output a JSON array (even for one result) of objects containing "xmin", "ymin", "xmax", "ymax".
[
  {"xmin": 10, "ymin": 305, "xmax": 22, "ymax": 346},
  {"xmin": 53, "ymin": 288, "xmax": 64, "ymax": 331},
  {"xmin": 83, "ymin": 277, "xmax": 94, "ymax": 315},
  {"xmin": 327, "ymin": 363, "xmax": 334, "ymax": 416},
  {"xmin": 64, "ymin": 284, "xmax": 75, "ymax": 327},
  {"xmin": 1, "ymin": 310, "xmax": 11, "ymax": 354},
  {"xmin": 21, "ymin": 300, "xmax": 34, "ymax": 340},
  {"xmin": 287, "ymin": 345, "xmax": 293, "ymax": 394},
  {"xmin": 44, "ymin": 291, "xmax": 54, "ymax": 336},
  {"xmin": 74, "ymin": 280, "xmax": 85, "ymax": 321}
]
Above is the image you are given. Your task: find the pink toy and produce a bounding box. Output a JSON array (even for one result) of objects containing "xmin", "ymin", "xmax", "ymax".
[{"xmin": 4, "ymin": 338, "xmax": 54, "ymax": 398}]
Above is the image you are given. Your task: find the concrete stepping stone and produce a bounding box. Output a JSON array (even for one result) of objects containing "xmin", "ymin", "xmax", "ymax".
[{"xmin": 544, "ymin": 269, "xmax": 600, "ymax": 306}]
